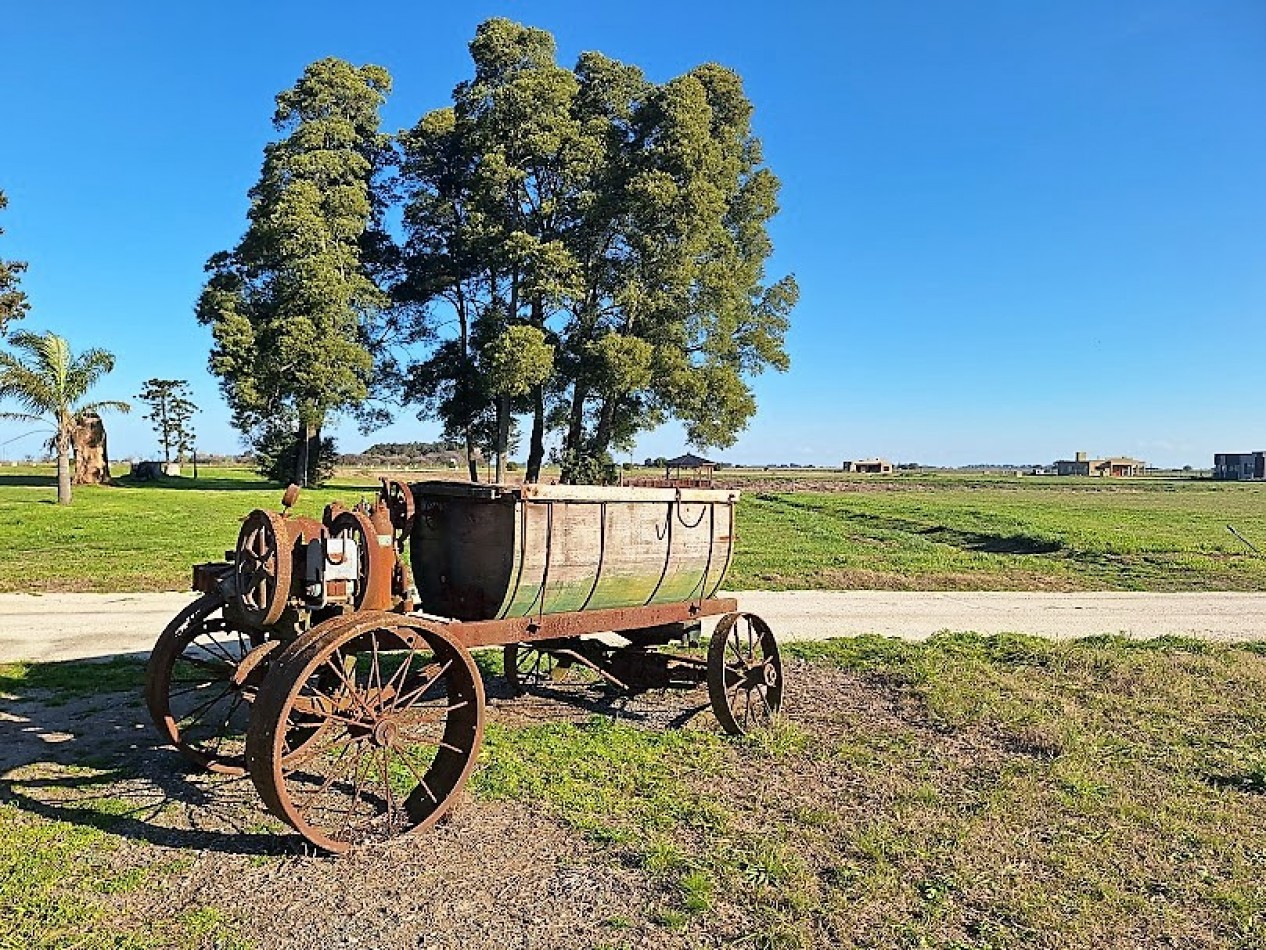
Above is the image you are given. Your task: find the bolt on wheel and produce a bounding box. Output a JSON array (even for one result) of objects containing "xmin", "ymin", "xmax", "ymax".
[
  {"xmin": 247, "ymin": 613, "xmax": 484, "ymax": 852},
  {"xmin": 706, "ymin": 612, "xmax": 783, "ymax": 735}
]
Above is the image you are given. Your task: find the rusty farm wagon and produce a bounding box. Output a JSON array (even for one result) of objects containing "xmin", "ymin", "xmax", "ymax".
[{"xmin": 145, "ymin": 478, "xmax": 783, "ymax": 852}]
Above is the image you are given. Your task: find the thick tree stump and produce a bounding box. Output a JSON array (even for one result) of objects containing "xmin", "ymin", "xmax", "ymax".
[{"xmin": 72, "ymin": 412, "xmax": 112, "ymax": 485}]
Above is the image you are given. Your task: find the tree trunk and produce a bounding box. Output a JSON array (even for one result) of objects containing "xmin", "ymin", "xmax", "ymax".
[
  {"xmin": 308, "ymin": 424, "xmax": 322, "ymax": 485},
  {"xmin": 565, "ymin": 384, "xmax": 588, "ymax": 455},
  {"xmin": 71, "ymin": 412, "xmax": 112, "ymax": 486},
  {"xmin": 465, "ymin": 427, "xmax": 479, "ymax": 482},
  {"xmin": 55, "ymin": 425, "xmax": 72, "ymax": 505},
  {"xmin": 593, "ymin": 396, "xmax": 616, "ymax": 456},
  {"xmin": 526, "ymin": 386, "xmax": 545, "ymax": 483},
  {"xmin": 293, "ymin": 422, "xmax": 307, "ymax": 487},
  {"xmin": 495, "ymin": 393, "xmax": 509, "ymax": 484}
]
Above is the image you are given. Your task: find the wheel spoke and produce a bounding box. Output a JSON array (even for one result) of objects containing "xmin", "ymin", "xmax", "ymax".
[
  {"xmin": 393, "ymin": 660, "xmax": 452, "ymax": 709},
  {"xmin": 295, "ymin": 740, "xmax": 358, "ymax": 818}
]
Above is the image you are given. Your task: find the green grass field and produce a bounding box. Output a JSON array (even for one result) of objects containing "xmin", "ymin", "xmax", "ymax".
[
  {"xmin": 1, "ymin": 465, "xmax": 1264, "ymax": 592},
  {"xmin": 729, "ymin": 480, "xmax": 1266, "ymax": 591},
  {"xmin": 2, "ymin": 635, "xmax": 1264, "ymax": 948}
]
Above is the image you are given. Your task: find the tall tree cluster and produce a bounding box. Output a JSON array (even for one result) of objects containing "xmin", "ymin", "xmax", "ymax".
[
  {"xmin": 197, "ymin": 58, "xmax": 393, "ymax": 486},
  {"xmin": 200, "ymin": 21, "xmax": 795, "ymax": 484}
]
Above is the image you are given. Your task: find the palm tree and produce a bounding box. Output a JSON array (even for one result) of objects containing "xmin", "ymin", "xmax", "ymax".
[{"xmin": 0, "ymin": 331, "xmax": 130, "ymax": 504}]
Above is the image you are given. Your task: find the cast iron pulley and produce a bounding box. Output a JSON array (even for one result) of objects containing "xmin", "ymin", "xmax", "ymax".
[
  {"xmin": 327, "ymin": 508, "xmax": 380, "ymax": 610},
  {"xmin": 234, "ymin": 509, "xmax": 293, "ymax": 627}
]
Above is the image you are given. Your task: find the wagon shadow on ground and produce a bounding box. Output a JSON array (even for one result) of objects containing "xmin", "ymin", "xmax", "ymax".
[
  {"xmin": 0, "ymin": 675, "xmax": 289, "ymax": 855},
  {"xmin": 0, "ymin": 660, "xmax": 717, "ymax": 857}
]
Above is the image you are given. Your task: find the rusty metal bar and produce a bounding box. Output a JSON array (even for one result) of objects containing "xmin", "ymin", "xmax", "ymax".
[{"xmin": 444, "ymin": 597, "xmax": 738, "ymax": 649}]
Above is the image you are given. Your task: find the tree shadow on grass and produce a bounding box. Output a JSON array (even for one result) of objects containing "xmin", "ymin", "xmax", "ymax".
[
  {"xmin": 112, "ymin": 474, "xmax": 278, "ymax": 492},
  {"xmin": 0, "ymin": 644, "xmax": 725, "ymax": 862},
  {"xmin": 0, "ymin": 473, "xmax": 56, "ymax": 488}
]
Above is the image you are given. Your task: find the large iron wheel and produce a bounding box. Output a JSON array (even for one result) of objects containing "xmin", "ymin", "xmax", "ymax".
[
  {"xmin": 235, "ymin": 509, "xmax": 292, "ymax": 626},
  {"xmin": 145, "ymin": 593, "xmax": 271, "ymax": 774},
  {"xmin": 707, "ymin": 612, "xmax": 783, "ymax": 735},
  {"xmin": 247, "ymin": 613, "xmax": 485, "ymax": 853}
]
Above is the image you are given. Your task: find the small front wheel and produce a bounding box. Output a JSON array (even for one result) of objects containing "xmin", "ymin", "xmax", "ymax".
[{"xmin": 707, "ymin": 612, "xmax": 783, "ymax": 735}]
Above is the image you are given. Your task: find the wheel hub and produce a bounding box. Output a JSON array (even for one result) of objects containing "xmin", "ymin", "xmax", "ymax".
[{"xmin": 371, "ymin": 717, "xmax": 400, "ymax": 748}]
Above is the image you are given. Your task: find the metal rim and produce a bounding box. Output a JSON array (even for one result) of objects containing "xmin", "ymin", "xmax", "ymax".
[
  {"xmin": 247, "ymin": 613, "xmax": 485, "ymax": 853},
  {"xmin": 706, "ymin": 612, "xmax": 783, "ymax": 735},
  {"xmin": 234, "ymin": 509, "xmax": 292, "ymax": 627},
  {"xmin": 145, "ymin": 593, "xmax": 268, "ymax": 774}
]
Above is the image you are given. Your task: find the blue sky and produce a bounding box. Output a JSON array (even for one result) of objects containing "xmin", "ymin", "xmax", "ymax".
[{"xmin": 1, "ymin": 0, "xmax": 1262, "ymax": 468}]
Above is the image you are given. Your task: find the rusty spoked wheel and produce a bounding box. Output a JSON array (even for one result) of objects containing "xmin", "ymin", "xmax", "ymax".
[
  {"xmin": 707, "ymin": 612, "xmax": 783, "ymax": 735},
  {"xmin": 503, "ymin": 642, "xmax": 589, "ymax": 696},
  {"xmin": 247, "ymin": 613, "xmax": 485, "ymax": 853},
  {"xmin": 235, "ymin": 509, "xmax": 291, "ymax": 626},
  {"xmin": 145, "ymin": 593, "xmax": 272, "ymax": 774}
]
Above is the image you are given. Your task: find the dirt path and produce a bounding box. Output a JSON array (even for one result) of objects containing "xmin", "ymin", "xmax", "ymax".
[{"xmin": 2, "ymin": 589, "xmax": 1265, "ymax": 663}]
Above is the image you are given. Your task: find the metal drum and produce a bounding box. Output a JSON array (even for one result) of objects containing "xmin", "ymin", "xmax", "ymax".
[{"xmin": 408, "ymin": 482, "xmax": 739, "ymax": 621}]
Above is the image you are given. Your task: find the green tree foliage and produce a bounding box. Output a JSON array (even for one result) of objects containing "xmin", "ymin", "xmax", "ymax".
[
  {"xmin": 396, "ymin": 19, "xmax": 796, "ymax": 484},
  {"xmin": 252, "ymin": 417, "xmax": 337, "ymax": 487},
  {"xmin": 486, "ymin": 324, "xmax": 554, "ymax": 481},
  {"xmin": 197, "ymin": 58, "xmax": 393, "ymax": 486},
  {"xmin": 0, "ymin": 331, "xmax": 129, "ymax": 504},
  {"xmin": 136, "ymin": 378, "xmax": 197, "ymax": 463},
  {"xmin": 0, "ymin": 190, "xmax": 29, "ymax": 336}
]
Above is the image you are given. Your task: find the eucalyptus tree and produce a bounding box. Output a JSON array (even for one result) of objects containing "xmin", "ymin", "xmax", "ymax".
[
  {"xmin": 197, "ymin": 58, "xmax": 393, "ymax": 486},
  {"xmin": 397, "ymin": 19, "xmax": 796, "ymax": 483},
  {"xmin": 398, "ymin": 18, "xmax": 585, "ymax": 481},
  {"xmin": 0, "ymin": 331, "xmax": 129, "ymax": 504},
  {"xmin": 0, "ymin": 190, "xmax": 29, "ymax": 337}
]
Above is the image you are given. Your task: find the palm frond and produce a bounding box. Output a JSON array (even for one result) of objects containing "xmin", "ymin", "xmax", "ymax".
[
  {"xmin": 0, "ymin": 358, "xmax": 57, "ymax": 414},
  {"xmin": 67, "ymin": 348, "xmax": 117, "ymax": 403},
  {"xmin": 0, "ymin": 411, "xmax": 50, "ymax": 427},
  {"xmin": 78, "ymin": 399, "xmax": 132, "ymax": 416}
]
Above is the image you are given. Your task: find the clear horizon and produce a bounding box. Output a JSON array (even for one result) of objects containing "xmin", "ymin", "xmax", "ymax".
[{"xmin": 1, "ymin": 1, "xmax": 1262, "ymax": 470}]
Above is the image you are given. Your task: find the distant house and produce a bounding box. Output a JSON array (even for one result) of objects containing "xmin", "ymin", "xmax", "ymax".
[
  {"xmin": 843, "ymin": 458, "xmax": 893, "ymax": 474},
  {"xmin": 1214, "ymin": 452, "xmax": 1266, "ymax": 481},
  {"xmin": 1054, "ymin": 451, "xmax": 1146, "ymax": 477}
]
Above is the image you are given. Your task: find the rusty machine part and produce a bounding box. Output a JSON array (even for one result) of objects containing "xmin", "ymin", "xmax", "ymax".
[
  {"xmin": 246, "ymin": 612, "xmax": 485, "ymax": 853},
  {"xmin": 233, "ymin": 509, "xmax": 323, "ymax": 627},
  {"xmin": 380, "ymin": 477, "xmax": 415, "ymax": 548},
  {"xmin": 326, "ymin": 507, "xmax": 395, "ymax": 611}
]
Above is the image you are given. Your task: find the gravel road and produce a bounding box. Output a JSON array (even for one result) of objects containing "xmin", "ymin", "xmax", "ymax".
[{"xmin": 2, "ymin": 589, "xmax": 1265, "ymax": 663}]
